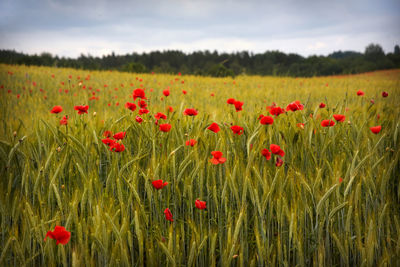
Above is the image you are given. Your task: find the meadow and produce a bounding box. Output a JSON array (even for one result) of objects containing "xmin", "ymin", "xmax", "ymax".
[{"xmin": 0, "ymin": 63, "xmax": 399, "ymax": 266}]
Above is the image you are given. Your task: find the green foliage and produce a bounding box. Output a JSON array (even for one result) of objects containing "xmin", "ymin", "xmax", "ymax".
[
  {"xmin": 121, "ymin": 62, "xmax": 147, "ymax": 73},
  {"xmin": 1, "ymin": 43, "xmax": 400, "ymax": 77}
]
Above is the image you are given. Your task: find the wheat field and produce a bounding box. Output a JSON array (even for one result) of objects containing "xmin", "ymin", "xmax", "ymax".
[{"xmin": 0, "ymin": 64, "xmax": 399, "ymax": 266}]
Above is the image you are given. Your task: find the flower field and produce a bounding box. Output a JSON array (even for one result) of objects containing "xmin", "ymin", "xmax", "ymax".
[{"xmin": 0, "ymin": 64, "xmax": 399, "ymax": 266}]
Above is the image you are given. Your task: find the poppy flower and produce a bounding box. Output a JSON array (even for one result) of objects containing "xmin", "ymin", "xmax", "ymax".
[
  {"xmin": 270, "ymin": 144, "xmax": 285, "ymax": 157},
  {"xmin": 163, "ymin": 89, "xmax": 170, "ymax": 97},
  {"xmin": 154, "ymin": 112, "xmax": 167, "ymax": 120},
  {"xmin": 167, "ymin": 106, "xmax": 174, "ymax": 112},
  {"xmin": 210, "ymin": 151, "xmax": 226, "ymax": 165},
  {"xmin": 60, "ymin": 116, "xmax": 68, "ymax": 125},
  {"xmin": 261, "ymin": 149, "xmax": 271, "ymax": 160},
  {"xmin": 333, "ymin": 114, "xmax": 345, "ymax": 122},
  {"xmin": 234, "ymin": 100, "xmax": 243, "ymax": 112},
  {"xmin": 370, "ymin": 126, "xmax": 381, "ymax": 134},
  {"xmin": 135, "ymin": 116, "xmax": 143, "ymax": 123},
  {"xmin": 227, "ymin": 98, "xmax": 235, "ymax": 104},
  {"xmin": 103, "ymin": 131, "xmax": 113, "ymax": 138},
  {"xmin": 50, "ymin": 105, "xmax": 63, "ymax": 114},
  {"xmin": 230, "ymin": 125, "xmax": 244, "ymax": 135},
  {"xmin": 195, "ymin": 199, "xmax": 207, "ymax": 210},
  {"xmin": 185, "ymin": 139, "xmax": 197, "ymax": 147},
  {"xmin": 113, "ymin": 132, "xmax": 126, "ymax": 140},
  {"xmin": 321, "ymin": 120, "xmax": 335, "ymax": 127},
  {"xmin": 319, "ymin": 102, "xmax": 326, "ymax": 108},
  {"xmin": 138, "ymin": 100, "xmax": 147, "ymax": 108},
  {"xmin": 133, "ymin": 89, "xmax": 146, "ymax": 100},
  {"xmin": 44, "ymin": 226, "xmax": 71, "ymax": 245},
  {"xmin": 270, "ymin": 106, "xmax": 284, "ymax": 116},
  {"xmin": 286, "ymin": 101, "xmax": 304, "ymax": 112},
  {"xmin": 74, "ymin": 105, "xmax": 89, "ymax": 114},
  {"xmin": 102, "ymin": 138, "xmax": 115, "ymax": 146},
  {"xmin": 356, "ymin": 90, "xmax": 364, "ymax": 96},
  {"xmin": 182, "ymin": 90, "xmax": 187, "ymax": 95},
  {"xmin": 139, "ymin": 108, "xmax": 149, "ymax": 115},
  {"xmin": 159, "ymin": 123, "xmax": 172, "ymax": 132},
  {"xmin": 164, "ymin": 208, "xmax": 173, "ymax": 222},
  {"xmin": 110, "ymin": 142, "xmax": 125, "ymax": 152},
  {"xmin": 339, "ymin": 177, "xmax": 343, "ymax": 183},
  {"xmin": 266, "ymin": 102, "xmax": 277, "ymax": 112},
  {"xmin": 152, "ymin": 179, "xmax": 168, "ymax": 190},
  {"xmin": 207, "ymin": 123, "xmax": 220, "ymax": 133},
  {"xmin": 260, "ymin": 115, "xmax": 274, "ymax": 125},
  {"xmin": 382, "ymin": 91, "xmax": 388, "ymax": 97},
  {"xmin": 275, "ymin": 157, "xmax": 284, "ymax": 167},
  {"xmin": 125, "ymin": 102, "xmax": 137, "ymax": 111},
  {"xmin": 183, "ymin": 108, "xmax": 198, "ymax": 116},
  {"xmin": 297, "ymin": 123, "xmax": 305, "ymax": 129}
]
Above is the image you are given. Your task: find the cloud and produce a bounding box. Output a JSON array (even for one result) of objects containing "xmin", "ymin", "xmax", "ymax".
[{"xmin": 0, "ymin": 0, "xmax": 399, "ymax": 57}]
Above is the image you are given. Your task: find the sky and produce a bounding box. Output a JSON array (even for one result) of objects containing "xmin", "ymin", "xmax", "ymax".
[{"xmin": 0, "ymin": 0, "xmax": 399, "ymax": 58}]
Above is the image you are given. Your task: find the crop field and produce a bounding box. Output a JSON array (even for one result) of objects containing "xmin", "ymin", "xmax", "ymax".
[{"xmin": 0, "ymin": 64, "xmax": 399, "ymax": 266}]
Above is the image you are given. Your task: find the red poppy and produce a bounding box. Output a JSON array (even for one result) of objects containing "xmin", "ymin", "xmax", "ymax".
[
  {"xmin": 167, "ymin": 106, "xmax": 174, "ymax": 112},
  {"xmin": 260, "ymin": 115, "xmax": 274, "ymax": 125},
  {"xmin": 230, "ymin": 125, "xmax": 244, "ymax": 135},
  {"xmin": 227, "ymin": 98, "xmax": 235, "ymax": 104},
  {"xmin": 60, "ymin": 116, "xmax": 68, "ymax": 125},
  {"xmin": 286, "ymin": 100, "xmax": 304, "ymax": 112},
  {"xmin": 382, "ymin": 91, "xmax": 388, "ymax": 97},
  {"xmin": 110, "ymin": 142, "xmax": 125, "ymax": 152},
  {"xmin": 133, "ymin": 89, "xmax": 146, "ymax": 100},
  {"xmin": 135, "ymin": 116, "xmax": 143, "ymax": 123},
  {"xmin": 270, "ymin": 106, "xmax": 284, "ymax": 116},
  {"xmin": 74, "ymin": 105, "xmax": 89, "ymax": 114},
  {"xmin": 183, "ymin": 108, "xmax": 198, "ymax": 116},
  {"xmin": 319, "ymin": 102, "xmax": 326, "ymax": 108},
  {"xmin": 152, "ymin": 179, "xmax": 168, "ymax": 190},
  {"xmin": 207, "ymin": 123, "xmax": 220, "ymax": 133},
  {"xmin": 270, "ymin": 144, "xmax": 285, "ymax": 157},
  {"xmin": 275, "ymin": 157, "xmax": 284, "ymax": 167},
  {"xmin": 333, "ymin": 114, "xmax": 345, "ymax": 122},
  {"xmin": 210, "ymin": 151, "xmax": 226, "ymax": 164},
  {"xmin": 182, "ymin": 90, "xmax": 187, "ymax": 95},
  {"xmin": 102, "ymin": 138, "xmax": 115, "ymax": 146},
  {"xmin": 234, "ymin": 100, "xmax": 243, "ymax": 112},
  {"xmin": 139, "ymin": 108, "xmax": 149, "ymax": 115},
  {"xmin": 113, "ymin": 132, "xmax": 126, "ymax": 140},
  {"xmin": 155, "ymin": 112, "xmax": 167, "ymax": 120},
  {"xmin": 163, "ymin": 89, "xmax": 170, "ymax": 97},
  {"xmin": 339, "ymin": 177, "xmax": 343, "ymax": 183},
  {"xmin": 370, "ymin": 126, "xmax": 381, "ymax": 134},
  {"xmin": 195, "ymin": 199, "xmax": 206, "ymax": 210},
  {"xmin": 321, "ymin": 120, "xmax": 335, "ymax": 127},
  {"xmin": 356, "ymin": 90, "xmax": 364, "ymax": 96},
  {"xmin": 159, "ymin": 123, "xmax": 172, "ymax": 132},
  {"xmin": 44, "ymin": 226, "xmax": 71, "ymax": 245},
  {"xmin": 50, "ymin": 105, "xmax": 63, "ymax": 114},
  {"xmin": 125, "ymin": 102, "xmax": 137, "ymax": 111},
  {"xmin": 103, "ymin": 131, "xmax": 113, "ymax": 138},
  {"xmin": 138, "ymin": 100, "xmax": 147, "ymax": 108},
  {"xmin": 261, "ymin": 148, "xmax": 271, "ymax": 160},
  {"xmin": 164, "ymin": 208, "xmax": 173, "ymax": 222},
  {"xmin": 185, "ymin": 139, "xmax": 197, "ymax": 147}
]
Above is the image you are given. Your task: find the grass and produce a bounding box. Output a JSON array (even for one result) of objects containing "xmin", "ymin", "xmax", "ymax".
[{"xmin": 0, "ymin": 64, "xmax": 399, "ymax": 266}]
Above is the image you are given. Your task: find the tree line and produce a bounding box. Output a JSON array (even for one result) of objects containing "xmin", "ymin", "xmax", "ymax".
[{"xmin": 0, "ymin": 43, "xmax": 399, "ymax": 77}]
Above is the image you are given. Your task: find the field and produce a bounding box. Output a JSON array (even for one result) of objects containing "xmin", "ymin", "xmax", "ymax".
[{"xmin": 0, "ymin": 64, "xmax": 399, "ymax": 266}]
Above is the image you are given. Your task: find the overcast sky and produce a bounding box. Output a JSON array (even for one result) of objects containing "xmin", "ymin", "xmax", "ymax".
[{"xmin": 0, "ymin": 0, "xmax": 399, "ymax": 58}]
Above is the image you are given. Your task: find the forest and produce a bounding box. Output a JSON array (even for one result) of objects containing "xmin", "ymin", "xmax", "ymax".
[{"xmin": 1, "ymin": 43, "xmax": 399, "ymax": 77}]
